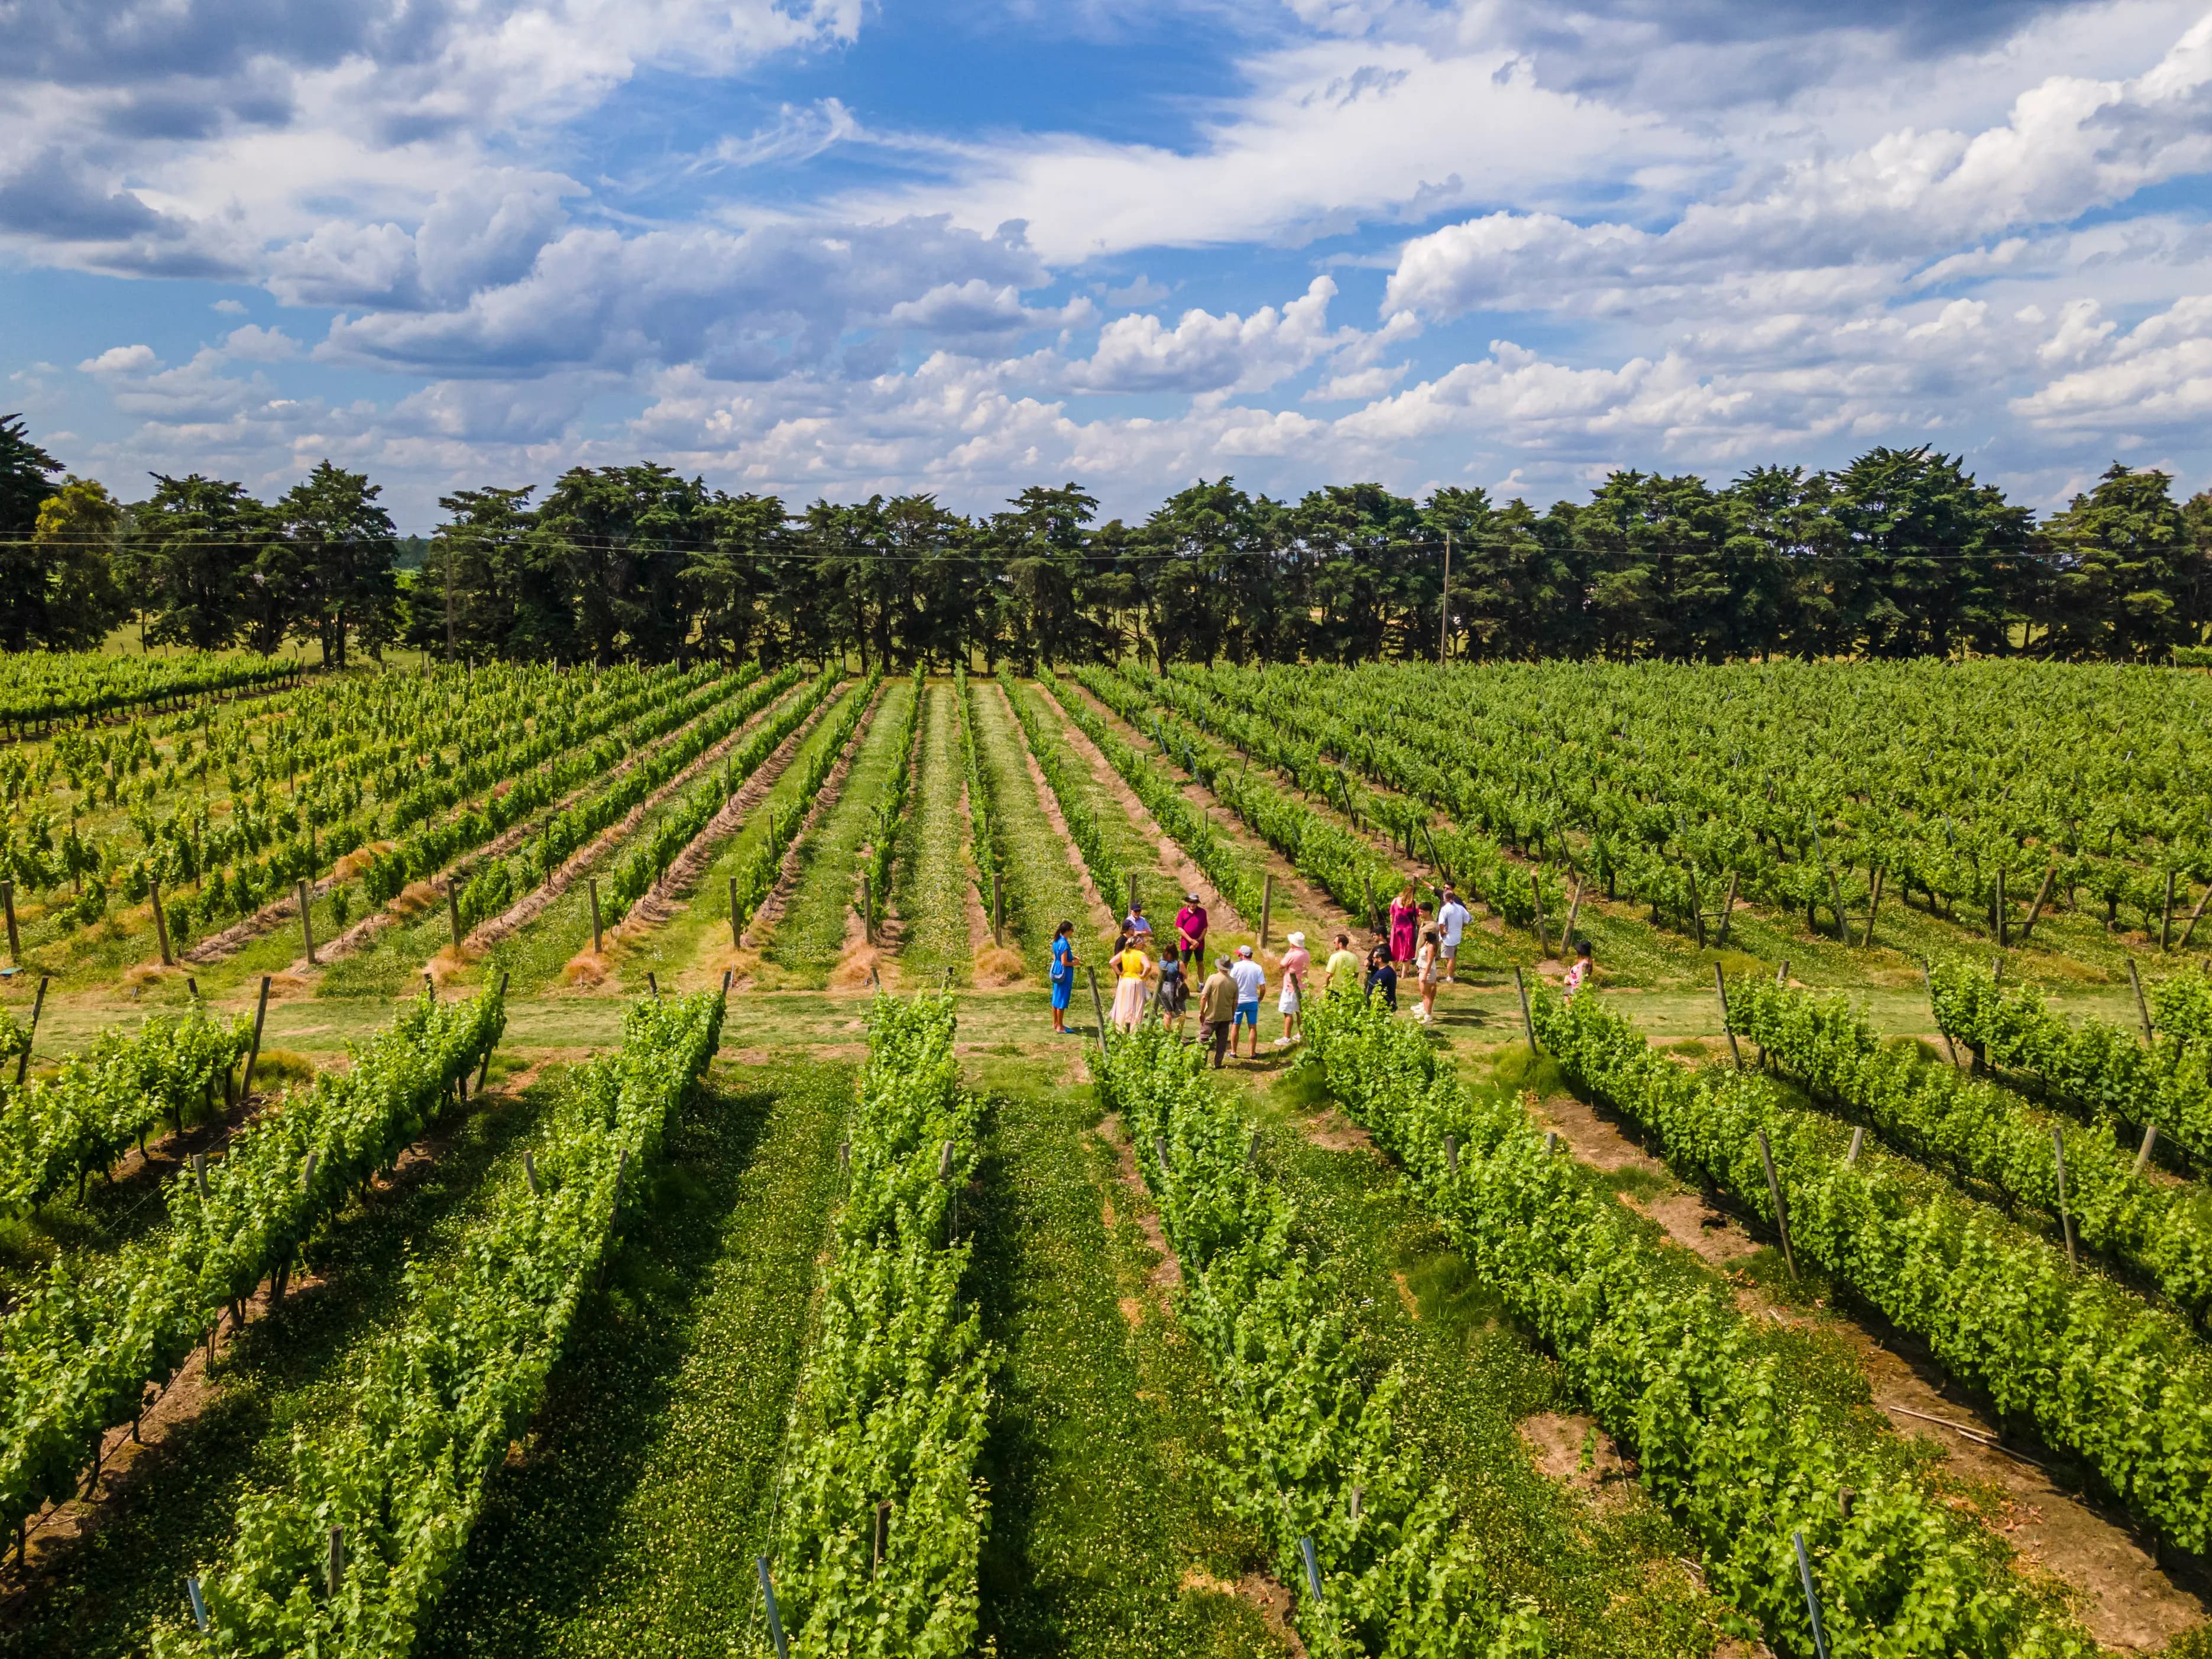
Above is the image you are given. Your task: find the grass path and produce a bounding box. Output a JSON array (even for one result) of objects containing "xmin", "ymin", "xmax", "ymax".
[
  {"xmin": 421, "ymin": 1062, "xmax": 850, "ymax": 1657},
  {"xmin": 1233, "ymin": 1062, "xmax": 1739, "ymax": 1657},
  {"xmin": 966, "ymin": 1062, "xmax": 1288, "ymax": 1658},
  {"xmin": 890, "ymin": 682, "xmax": 977, "ymax": 986},
  {"xmin": 0, "ymin": 1059, "xmax": 552, "ymax": 1659},
  {"xmin": 970, "ymin": 679, "xmax": 1100, "ymax": 968},
  {"xmin": 762, "ymin": 678, "xmax": 910, "ymax": 985}
]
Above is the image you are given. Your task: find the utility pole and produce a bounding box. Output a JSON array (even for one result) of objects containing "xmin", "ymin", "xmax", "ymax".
[{"xmin": 1439, "ymin": 529, "xmax": 1452, "ymax": 664}]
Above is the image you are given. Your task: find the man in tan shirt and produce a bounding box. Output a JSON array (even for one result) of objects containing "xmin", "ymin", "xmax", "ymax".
[{"xmin": 1197, "ymin": 955, "xmax": 1238, "ymax": 1068}]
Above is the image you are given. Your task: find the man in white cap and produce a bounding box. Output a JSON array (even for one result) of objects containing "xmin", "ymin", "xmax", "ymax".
[
  {"xmin": 1228, "ymin": 944, "xmax": 1266, "ymax": 1059},
  {"xmin": 1275, "ymin": 930, "xmax": 1311, "ymax": 1045}
]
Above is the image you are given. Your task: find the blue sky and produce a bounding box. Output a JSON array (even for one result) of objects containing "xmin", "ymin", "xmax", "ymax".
[{"xmin": 6, "ymin": 0, "xmax": 2212, "ymax": 530}]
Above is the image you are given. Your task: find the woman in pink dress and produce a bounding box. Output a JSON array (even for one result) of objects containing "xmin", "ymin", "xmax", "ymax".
[{"xmin": 1388, "ymin": 884, "xmax": 1420, "ymax": 967}]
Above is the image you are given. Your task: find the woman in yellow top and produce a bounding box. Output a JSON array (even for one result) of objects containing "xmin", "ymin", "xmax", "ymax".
[{"xmin": 1110, "ymin": 937, "xmax": 1153, "ymax": 1031}]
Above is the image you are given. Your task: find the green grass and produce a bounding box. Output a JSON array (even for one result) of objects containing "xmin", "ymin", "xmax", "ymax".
[
  {"xmin": 965, "ymin": 1063, "xmax": 1288, "ymax": 1658},
  {"xmin": 970, "ymin": 678, "xmax": 1105, "ymax": 964},
  {"xmin": 0, "ymin": 1066, "xmax": 555, "ymax": 1659},
  {"xmin": 890, "ymin": 682, "xmax": 976, "ymax": 985},
  {"xmin": 1229, "ymin": 1062, "xmax": 1740, "ymax": 1657},
  {"xmin": 421, "ymin": 1062, "xmax": 851, "ymax": 1658},
  {"xmin": 762, "ymin": 678, "xmax": 908, "ymax": 984}
]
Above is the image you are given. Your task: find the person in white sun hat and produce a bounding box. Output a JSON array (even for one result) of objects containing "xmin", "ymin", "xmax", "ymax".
[{"xmin": 1275, "ymin": 931, "xmax": 1310, "ymax": 1045}]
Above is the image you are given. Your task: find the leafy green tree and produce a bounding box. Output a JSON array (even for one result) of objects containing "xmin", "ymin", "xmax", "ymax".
[
  {"xmin": 413, "ymin": 485, "xmax": 564, "ymax": 662},
  {"xmin": 27, "ymin": 477, "xmax": 126, "ymax": 650},
  {"xmin": 1295, "ymin": 482, "xmax": 1427, "ymax": 663},
  {"xmin": 277, "ymin": 461, "xmax": 400, "ymax": 666},
  {"xmin": 685, "ymin": 491, "xmax": 783, "ymax": 665},
  {"xmin": 984, "ymin": 483, "xmax": 1102, "ymax": 670},
  {"xmin": 0, "ymin": 415, "xmax": 80, "ymax": 650},
  {"xmin": 123, "ymin": 474, "xmax": 273, "ymax": 652},
  {"xmin": 1828, "ymin": 448, "xmax": 2032, "ymax": 657},
  {"xmin": 2038, "ymin": 464, "xmax": 2200, "ymax": 661},
  {"xmin": 1138, "ymin": 479, "xmax": 1292, "ymax": 666},
  {"xmin": 535, "ymin": 464, "xmax": 711, "ymax": 664}
]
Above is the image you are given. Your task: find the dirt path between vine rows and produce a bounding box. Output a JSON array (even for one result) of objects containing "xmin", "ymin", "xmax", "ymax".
[
  {"xmin": 991, "ymin": 681, "xmax": 1115, "ymax": 937},
  {"xmin": 464, "ymin": 682, "xmax": 837, "ymax": 955},
  {"xmin": 615, "ymin": 686, "xmax": 847, "ymax": 943},
  {"xmin": 1034, "ymin": 679, "xmax": 1247, "ymax": 937},
  {"xmin": 738, "ymin": 683, "xmax": 883, "ymax": 951},
  {"xmin": 1521, "ymin": 1083, "xmax": 2205, "ymax": 1651}
]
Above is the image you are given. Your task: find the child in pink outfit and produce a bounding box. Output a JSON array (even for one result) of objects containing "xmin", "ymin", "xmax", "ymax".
[{"xmin": 1275, "ymin": 932, "xmax": 1311, "ymax": 1045}]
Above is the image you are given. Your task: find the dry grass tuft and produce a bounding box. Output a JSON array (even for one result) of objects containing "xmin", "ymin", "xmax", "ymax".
[
  {"xmin": 562, "ymin": 949, "xmax": 611, "ymax": 987},
  {"xmin": 973, "ymin": 944, "xmax": 1028, "ymax": 988},
  {"xmin": 830, "ymin": 944, "xmax": 885, "ymax": 990},
  {"xmin": 391, "ymin": 882, "xmax": 440, "ymax": 919},
  {"xmin": 333, "ymin": 841, "xmax": 394, "ymax": 883}
]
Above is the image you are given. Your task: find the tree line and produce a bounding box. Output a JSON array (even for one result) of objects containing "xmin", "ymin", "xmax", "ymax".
[{"xmin": 4, "ymin": 413, "xmax": 2208, "ymax": 668}]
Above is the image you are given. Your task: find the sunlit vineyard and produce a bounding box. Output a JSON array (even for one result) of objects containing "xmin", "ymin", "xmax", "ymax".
[{"xmin": 2, "ymin": 647, "xmax": 2210, "ymax": 1659}]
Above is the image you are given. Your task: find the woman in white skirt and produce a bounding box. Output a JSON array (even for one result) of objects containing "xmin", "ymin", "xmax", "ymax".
[
  {"xmin": 1414, "ymin": 926, "xmax": 1442, "ymax": 1023},
  {"xmin": 1111, "ymin": 935, "xmax": 1154, "ymax": 1032}
]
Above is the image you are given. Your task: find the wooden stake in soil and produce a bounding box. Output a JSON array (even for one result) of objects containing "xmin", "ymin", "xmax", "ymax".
[
  {"xmin": 1127, "ymin": 871, "xmax": 1138, "ymax": 921},
  {"xmin": 1530, "ymin": 877, "xmax": 1550, "ymax": 958},
  {"xmin": 327, "ymin": 1526, "xmax": 344, "ymax": 1598},
  {"xmin": 1513, "ymin": 965, "xmax": 1536, "ymax": 1053},
  {"xmin": 1443, "ymin": 1133, "xmax": 1459, "ymax": 1175},
  {"xmin": 1361, "ymin": 871, "xmax": 1379, "ymax": 939},
  {"xmin": 150, "ymin": 875, "xmax": 173, "ymax": 965},
  {"xmin": 241, "ymin": 975, "xmax": 271, "ymax": 1099},
  {"xmin": 2179, "ymin": 881, "xmax": 2212, "ymax": 950},
  {"xmin": 296, "ymin": 879, "xmax": 316, "ymax": 965},
  {"xmin": 2162, "ymin": 871, "xmax": 2178, "ymax": 952},
  {"xmin": 1259, "ymin": 873, "xmax": 1274, "ymax": 948},
  {"xmin": 1845, "ymin": 1126, "xmax": 1864, "ymax": 1165},
  {"xmin": 15, "ymin": 974, "xmax": 46, "ymax": 1086},
  {"xmin": 1756, "ymin": 1128, "xmax": 1798, "ymax": 1280},
  {"xmin": 992, "ymin": 871, "xmax": 1004, "ymax": 946},
  {"xmin": 446, "ymin": 879, "xmax": 464, "ymax": 952},
  {"xmin": 2128, "ymin": 958, "xmax": 2153, "ymax": 1044},
  {"xmin": 1994, "ymin": 866, "xmax": 2007, "ymax": 949},
  {"xmin": 1860, "ymin": 867, "xmax": 1883, "ymax": 948},
  {"xmin": 729, "ymin": 876, "xmax": 741, "ymax": 948},
  {"xmin": 2136, "ymin": 1122, "xmax": 2160, "ymax": 1175},
  {"xmin": 1686, "ymin": 863, "xmax": 1706, "ymax": 948},
  {"xmin": 1, "ymin": 877, "xmax": 17, "ymax": 965},
  {"xmin": 1717, "ymin": 868, "xmax": 1738, "ymax": 947},
  {"xmin": 1715, "ymin": 963, "xmax": 1743, "ymax": 1069},
  {"xmin": 589, "ymin": 879, "xmax": 603, "ymax": 954},
  {"xmin": 2020, "ymin": 866, "xmax": 2057, "ymax": 943},
  {"xmin": 2052, "ymin": 1127, "xmax": 2078, "ymax": 1265},
  {"xmin": 1562, "ymin": 877, "xmax": 1584, "ymax": 952}
]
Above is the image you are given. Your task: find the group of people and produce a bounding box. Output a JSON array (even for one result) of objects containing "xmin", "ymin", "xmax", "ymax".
[{"xmin": 1045, "ymin": 882, "xmax": 1594, "ymax": 1065}]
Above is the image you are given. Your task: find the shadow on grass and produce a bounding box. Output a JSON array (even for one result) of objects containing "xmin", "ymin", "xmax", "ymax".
[{"xmin": 0, "ymin": 1080, "xmax": 554, "ymax": 1659}]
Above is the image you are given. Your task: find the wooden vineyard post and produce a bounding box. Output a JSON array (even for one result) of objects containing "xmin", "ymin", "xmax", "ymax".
[
  {"xmin": 1562, "ymin": 877, "xmax": 1584, "ymax": 954},
  {"xmin": 1361, "ymin": 872, "xmax": 1378, "ymax": 940},
  {"xmin": 861, "ymin": 874, "xmax": 874, "ymax": 946},
  {"xmin": 1513, "ymin": 965, "xmax": 1536, "ymax": 1054},
  {"xmin": 150, "ymin": 875, "xmax": 173, "ymax": 967},
  {"xmin": 1756, "ymin": 1129, "xmax": 1797, "ymax": 1279},
  {"xmin": 1861, "ymin": 867, "xmax": 1884, "ymax": 948},
  {"xmin": 1715, "ymin": 963, "xmax": 1742, "ymax": 1070},
  {"xmin": 2052, "ymin": 1127, "xmax": 2078, "ymax": 1265},
  {"xmin": 1685, "ymin": 864, "xmax": 1706, "ymax": 949},
  {"xmin": 589, "ymin": 879, "xmax": 603, "ymax": 955},
  {"xmin": 1259, "ymin": 873, "xmax": 1274, "ymax": 949},
  {"xmin": 1089, "ymin": 966, "xmax": 1110, "ymax": 1060},
  {"xmin": 993, "ymin": 872, "xmax": 1005, "ymax": 946},
  {"xmin": 1529, "ymin": 878, "xmax": 1550, "ymax": 958},
  {"xmin": 296, "ymin": 880, "xmax": 316, "ymax": 965},
  {"xmin": 2129, "ymin": 958, "xmax": 2153, "ymax": 1045},
  {"xmin": 1845, "ymin": 1126, "xmax": 1864, "ymax": 1164},
  {"xmin": 2180, "ymin": 881, "xmax": 2212, "ymax": 950},
  {"xmin": 728, "ymin": 876, "xmax": 740, "ymax": 948},
  {"xmin": 1826, "ymin": 864, "xmax": 1848, "ymax": 944},
  {"xmin": 1, "ymin": 878, "xmax": 16, "ymax": 965},
  {"xmin": 14, "ymin": 975, "xmax": 46, "ymax": 1086},
  {"xmin": 2137, "ymin": 1122, "xmax": 2161, "ymax": 1175},
  {"xmin": 241, "ymin": 976, "xmax": 271, "ymax": 1099},
  {"xmin": 1127, "ymin": 871, "xmax": 1138, "ymax": 921},
  {"xmin": 477, "ymin": 972, "xmax": 508, "ymax": 1091},
  {"xmin": 2019, "ymin": 866, "xmax": 2056, "ymax": 943},
  {"xmin": 1716, "ymin": 869, "xmax": 1738, "ymax": 947},
  {"xmin": 2163, "ymin": 872, "xmax": 2178, "ymax": 952},
  {"xmin": 446, "ymin": 879, "xmax": 464, "ymax": 953}
]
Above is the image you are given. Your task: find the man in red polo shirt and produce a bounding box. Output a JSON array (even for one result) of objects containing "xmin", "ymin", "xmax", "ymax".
[{"xmin": 1175, "ymin": 892, "xmax": 1207, "ymax": 970}]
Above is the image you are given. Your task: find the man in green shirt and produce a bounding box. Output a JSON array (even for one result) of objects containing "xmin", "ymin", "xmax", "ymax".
[{"xmin": 1323, "ymin": 932, "xmax": 1361, "ymax": 993}]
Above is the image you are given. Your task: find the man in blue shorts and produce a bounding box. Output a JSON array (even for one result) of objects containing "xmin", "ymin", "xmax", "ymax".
[{"xmin": 1228, "ymin": 944, "xmax": 1266, "ymax": 1059}]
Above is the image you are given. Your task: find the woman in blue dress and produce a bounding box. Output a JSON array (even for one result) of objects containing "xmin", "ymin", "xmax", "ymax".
[{"xmin": 1049, "ymin": 919, "xmax": 1078, "ymax": 1033}]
